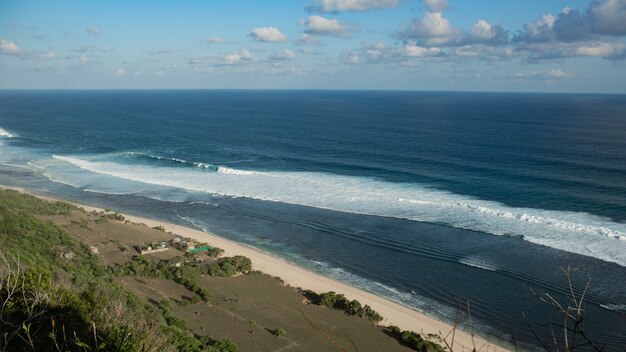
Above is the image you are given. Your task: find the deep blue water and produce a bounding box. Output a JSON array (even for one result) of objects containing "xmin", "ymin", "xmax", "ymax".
[{"xmin": 1, "ymin": 90, "xmax": 625, "ymax": 350}]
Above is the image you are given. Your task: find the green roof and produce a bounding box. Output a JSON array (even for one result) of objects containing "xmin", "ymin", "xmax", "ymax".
[{"xmin": 187, "ymin": 245, "xmax": 213, "ymax": 253}]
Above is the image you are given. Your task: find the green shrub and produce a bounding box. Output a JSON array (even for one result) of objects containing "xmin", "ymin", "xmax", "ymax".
[
  {"xmin": 302, "ymin": 290, "xmax": 383, "ymax": 323},
  {"xmin": 272, "ymin": 328, "xmax": 287, "ymax": 337}
]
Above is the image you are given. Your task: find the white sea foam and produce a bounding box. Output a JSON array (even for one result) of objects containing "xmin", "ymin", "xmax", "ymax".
[
  {"xmin": 194, "ymin": 162, "xmax": 214, "ymax": 169},
  {"xmin": 217, "ymin": 166, "xmax": 256, "ymax": 175},
  {"xmin": 600, "ymin": 303, "xmax": 626, "ymax": 313},
  {"xmin": 458, "ymin": 256, "xmax": 498, "ymax": 272},
  {"xmin": 50, "ymin": 154, "xmax": 626, "ymax": 267},
  {"xmin": 0, "ymin": 128, "xmax": 17, "ymax": 138}
]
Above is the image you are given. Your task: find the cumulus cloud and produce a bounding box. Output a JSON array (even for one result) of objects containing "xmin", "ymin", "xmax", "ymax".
[
  {"xmin": 402, "ymin": 42, "xmax": 443, "ymax": 57},
  {"xmin": 398, "ymin": 12, "xmax": 508, "ymax": 47},
  {"xmin": 267, "ymin": 49, "xmax": 295, "ymax": 60},
  {"xmin": 86, "ymin": 27, "xmax": 101, "ymax": 36},
  {"xmin": 452, "ymin": 44, "xmax": 514, "ymax": 60},
  {"xmin": 393, "ymin": 0, "xmax": 624, "ymax": 62},
  {"xmin": 574, "ymin": 41, "xmax": 626, "ymax": 57},
  {"xmin": 587, "ymin": 0, "xmax": 626, "ymax": 36},
  {"xmin": 115, "ymin": 68, "xmax": 126, "ymax": 76},
  {"xmin": 250, "ymin": 27, "xmax": 287, "ymax": 42},
  {"xmin": 467, "ymin": 20, "xmax": 508, "ymax": 44},
  {"xmin": 303, "ymin": 16, "xmax": 351, "ymax": 37},
  {"xmin": 345, "ymin": 41, "xmax": 445, "ymax": 64},
  {"xmin": 0, "ymin": 38, "xmax": 22, "ymax": 55},
  {"xmin": 224, "ymin": 49, "xmax": 253, "ymax": 65},
  {"xmin": 398, "ymin": 11, "xmax": 460, "ymax": 45},
  {"xmin": 79, "ymin": 54, "xmax": 90, "ymax": 64},
  {"xmin": 297, "ymin": 33, "xmax": 320, "ymax": 45},
  {"xmin": 514, "ymin": 14, "xmax": 556, "ymax": 43},
  {"xmin": 311, "ymin": 0, "xmax": 399, "ymax": 12},
  {"xmin": 515, "ymin": 0, "xmax": 626, "ymax": 42},
  {"xmin": 518, "ymin": 41, "xmax": 626, "ymax": 60},
  {"xmin": 513, "ymin": 0, "xmax": 626, "ymax": 60}
]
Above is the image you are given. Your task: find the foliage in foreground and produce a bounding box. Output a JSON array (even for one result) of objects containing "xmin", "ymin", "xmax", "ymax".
[
  {"xmin": 0, "ymin": 190, "xmax": 237, "ymax": 352},
  {"xmin": 302, "ymin": 290, "xmax": 384, "ymax": 322},
  {"xmin": 387, "ymin": 326, "xmax": 446, "ymax": 352}
]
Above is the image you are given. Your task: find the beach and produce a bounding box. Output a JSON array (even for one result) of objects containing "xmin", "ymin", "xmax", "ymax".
[{"xmin": 1, "ymin": 185, "xmax": 509, "ymax": 351}]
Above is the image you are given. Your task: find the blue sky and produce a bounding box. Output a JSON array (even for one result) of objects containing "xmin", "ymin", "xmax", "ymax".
[{"xmin": 1, "ymin": 0, "xmax": 625, "ymax": 92}]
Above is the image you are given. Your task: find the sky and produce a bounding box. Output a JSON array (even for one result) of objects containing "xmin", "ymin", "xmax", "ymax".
[{"xmin": 1, "ymin": 0, "xmax": 626, "ymax": 92}]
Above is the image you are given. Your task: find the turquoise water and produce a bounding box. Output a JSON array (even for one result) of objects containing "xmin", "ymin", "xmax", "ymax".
[{"xmin": 1, "ymin": 90, "xmax": 625, "ymax": 349}]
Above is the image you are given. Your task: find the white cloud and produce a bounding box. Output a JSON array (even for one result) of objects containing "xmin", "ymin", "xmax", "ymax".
[
  {"xmin": 303, "ymin": 16, "xmax": 351, "ymax": 37},
  {"xmin": 512, "ymin": 68, "xmax": 576, "ymax": 79},
  {"xmin": 154, "ymin": 70, "xmax": 164, "ymax": 76},
  {"xmin": 422, "ymin": 0, "xmax": 448, "ymax": 12},
  {"xmin": 515, "ymin": 14, "xmax": 556, "ymax": 43},
  {"xmin": 268, "ymin": 49, "xmax": 295, "ymax": 60},
  {"xmin": 546, "ymin": 68, "xmax": 575, "ymax": 78},
  {"xmin": 86, "ymin": 27, "xmax": 101, "ymax": 36},
  {"xmin": 0, "ymin": 38, "xmax": 22, "ymax": 54},
  {"xmin": 207, "ymin": 37, "xmax": 223, "ymax": 44},
  {"xmin": 40, "ymin": 51, "xmax": 56, "ymax": 60},
  {"xmin": 398, "ymin": 11, "xmax": 460, "ymax": 45},
  {"xmin": 464, "ymin": 20, "xmax": 508, "ymax": 45},
  {"xmin": 515, "ymin": 1, "xmax": 626, "ymax": 44},
  {"xmin": 250, "ymin": 27, "xmax": 287, "ymax": 42},
  {"xmin": 452, "ymin": 44, "xmax": 514, "ymax": 60},
  {"xmin": 471, "ymin": 20, "xmax": 495, "ymax": 41},
  {"xmin": 346, "ymin": 41, "xmax": 444, "ymax": 64},
  {"xmin": 313, "ymin": 0, "xmax": 398, "ymax": 12},
  {"xmin": 79, "ymin": 54, "xmax": 90, "ymax": 64},
  {"xmin": 297, "ymin": 33, "xmax": 320, "ymax": 45},
  {"xmin": 588, "ymin": 0, "xmax": 626, "ymax": 36},
  {"xmin": 115, "ymin": 68, "xmax": 126, "ymax": 76},
  {"xmin": 574, "ymin": 41, "xmax": 626, "ymax": 58},
  {"xmin": 224, "ymin": 49, "xmax": 253, "ymax": 65},
  {"xmin": 518, "ymin": 40, "xmax": 626, "ymax": 60},
  {"xmin": 402, "ymin": 42, "xmax": 442, "ymax": 57},
  {"xmin": 399, "ymin": 2, "xmax": 509, "ymax": 48}
]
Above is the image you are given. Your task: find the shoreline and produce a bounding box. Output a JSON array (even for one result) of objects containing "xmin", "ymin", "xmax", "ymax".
[{"xmin": 1, "ymin": 185, "xmax": 512, "ymax": 352}]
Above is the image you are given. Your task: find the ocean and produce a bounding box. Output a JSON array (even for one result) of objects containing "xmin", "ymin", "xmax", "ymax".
[{"xmin": 1, "ymin": 90, "xmax": 625, "ymax": 350}]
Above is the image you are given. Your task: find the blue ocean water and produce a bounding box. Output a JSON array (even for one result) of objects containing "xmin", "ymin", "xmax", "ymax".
[{"xmin": 1, "ymin": 90, "xmax": 625, "ymax": 350}]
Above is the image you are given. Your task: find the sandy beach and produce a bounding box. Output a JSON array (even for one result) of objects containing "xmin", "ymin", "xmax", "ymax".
[{"xmin": 2, "ymin": 185, "xmax": 510, "ymax": 352}]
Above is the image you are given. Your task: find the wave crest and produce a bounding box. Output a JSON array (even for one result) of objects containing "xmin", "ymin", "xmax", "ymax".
[
  {"xmin": 49, "ymin": 153, "xmax": 626, "ymax": 267},
  {"xmin": 0, "ymin": 128, "xmax": 18, "ymax": 138}
]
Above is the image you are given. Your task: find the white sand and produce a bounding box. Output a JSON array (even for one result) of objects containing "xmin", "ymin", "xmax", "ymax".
[{"xmin": 2, "ymin": 185, "xmax": 511, "ymax": 351}]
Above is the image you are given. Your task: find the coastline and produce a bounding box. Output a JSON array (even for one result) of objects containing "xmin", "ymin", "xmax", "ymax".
[{"xmin": 1, "ymin": 185, "xmax": 511, "ymax": 352}]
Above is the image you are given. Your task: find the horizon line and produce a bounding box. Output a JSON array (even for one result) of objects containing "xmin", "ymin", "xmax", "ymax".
[{"xmin": 1, "ymin": 88, "xmax": 625, "ymax": 96}]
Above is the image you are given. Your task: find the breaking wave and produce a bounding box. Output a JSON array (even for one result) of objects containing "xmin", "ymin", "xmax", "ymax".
[
  {"xmin": 50, "ymin": 153, "xmax": 626, "ymax": 267},
  {"xmin": 0, "ymin": 127, "xmax": 18, "ymax": 138}
]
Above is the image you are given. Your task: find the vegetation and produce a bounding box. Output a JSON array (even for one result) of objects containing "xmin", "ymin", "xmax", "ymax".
[
  {"xmin": 113, "ymin": 256, "xmax": 213, "ymax": 303},
  {"xmin": 206, "ymin": 256, "xmax": 252, "ymax": 277},
  {"xmin": 205, "ymin": 247, "xmax": 225, "ymax": 258},
  {"xmin": 271, "ymin": 328, "xmax": 287, "ymax": 337},
  {"xmin": 385, "ymin": 327, "xmax": 446, "ymax": 352},
  {"xmin": 0, "ymin": 189, "xmax": 237, "ymax": 351},
  {"xmin": 302, "ymin": 290, "xmax": 383, "ymax": 323}
]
